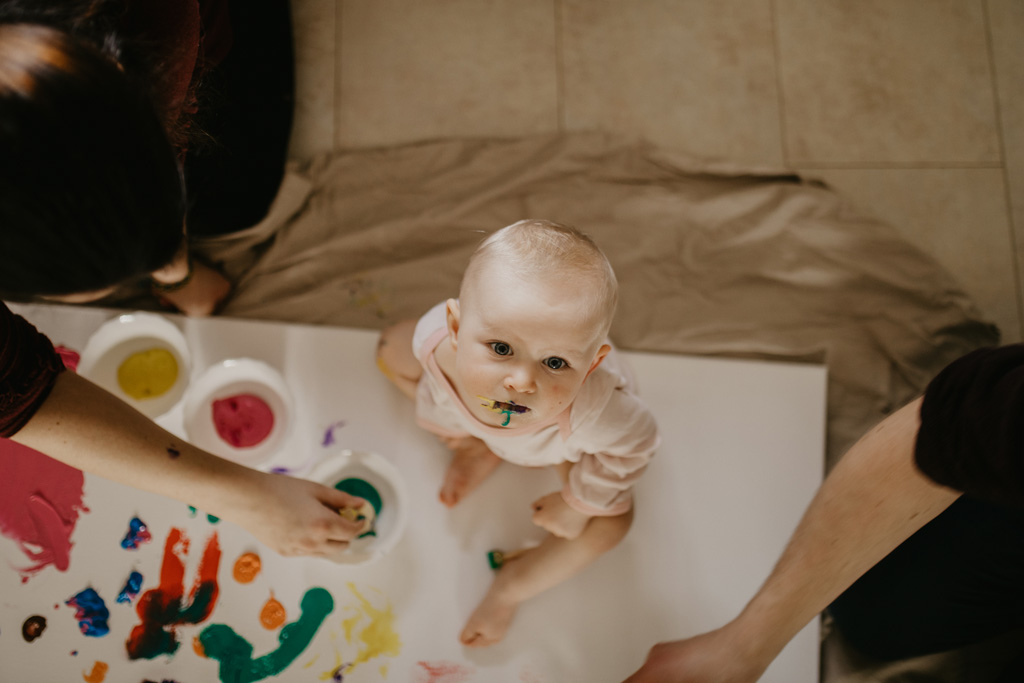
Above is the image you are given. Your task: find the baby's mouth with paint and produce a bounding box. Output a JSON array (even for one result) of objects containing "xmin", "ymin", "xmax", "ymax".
[{"xmin": 477, "ymin": 396, "xmax": 530, "ymax": 426}]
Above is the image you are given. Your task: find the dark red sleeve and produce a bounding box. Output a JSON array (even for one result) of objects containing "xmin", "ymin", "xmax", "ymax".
[
  {"xmin": 0, "ymin": 303, "xmax": 66, "ymax": 437},
  {"xmin": 915, "ymin": 345, "xmax": 1024, "ymax": 507}
]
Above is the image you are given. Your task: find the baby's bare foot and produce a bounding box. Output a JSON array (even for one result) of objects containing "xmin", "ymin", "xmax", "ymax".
[
  {"xmin": 439, "ymin": 436, "xmax": 502, "ymax": 507},
  {"xmin": 459, "ymin": 587, "xmax": 519, "ymax": 648}
]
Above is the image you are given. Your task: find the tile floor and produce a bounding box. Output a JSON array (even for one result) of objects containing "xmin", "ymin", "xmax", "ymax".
[{"xmin": 289, "ymin": 0, "xmax": 1024, "ymax": 343}]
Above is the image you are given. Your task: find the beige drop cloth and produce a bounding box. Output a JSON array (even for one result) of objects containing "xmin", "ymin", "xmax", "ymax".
[{"xmin": 187, "ymin": 132, "xmax": 997, "ymax": 471}]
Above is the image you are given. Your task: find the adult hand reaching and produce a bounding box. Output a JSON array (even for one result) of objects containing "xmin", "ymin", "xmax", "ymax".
[
  {"xmin": 622, "ymin": 629, "xmax": 769, "ymax": 683},
  {"xmin": 224, "ymin": 468, "xmax": 369, "ymax": 557}
]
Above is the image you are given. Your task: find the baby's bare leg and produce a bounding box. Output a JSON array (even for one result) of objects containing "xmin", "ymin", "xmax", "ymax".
[
  {"xmin": 376, "ymin": 320, "xmax": 422, "ymax": 399},
  {"xmin": 460, "ymin": 506, "xmax": 634, "ymax": 647}
]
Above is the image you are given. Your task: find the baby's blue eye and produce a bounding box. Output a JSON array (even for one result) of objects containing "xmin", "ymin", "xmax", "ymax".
[
  {"xmin": 490, "ymin": 342, "xmax": 512, "ymax": 356},
  {"xmin": 544, "ymin": 357, "xmax": 568, "ymax": 370}
]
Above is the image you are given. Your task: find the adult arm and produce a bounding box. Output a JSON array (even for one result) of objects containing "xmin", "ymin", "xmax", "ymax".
[
  {"xmin": 11, "ymin": 370, "xmax": 365, "ymax": 556},
  {"xmin": 623, "ymin": 396, "xmax": 961, "ymax": 683}
]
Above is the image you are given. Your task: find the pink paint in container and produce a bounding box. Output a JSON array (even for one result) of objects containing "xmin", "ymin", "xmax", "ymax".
[{"xmin": 182, "ymin": 359, "xmax": 293, "ymax": 469}]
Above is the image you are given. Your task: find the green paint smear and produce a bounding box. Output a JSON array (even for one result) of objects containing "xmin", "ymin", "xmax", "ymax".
[{"xmin": 199, "ymin": 587, "xmax": 334, "ymax": 683}]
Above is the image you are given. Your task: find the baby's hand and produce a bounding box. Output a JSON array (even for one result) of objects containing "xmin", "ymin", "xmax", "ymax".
[{"xmin": 531, "ymin": 491, "xmax": 591, "ymax": 539}]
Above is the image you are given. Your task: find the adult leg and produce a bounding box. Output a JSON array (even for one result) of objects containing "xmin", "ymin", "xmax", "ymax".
[{"xmin": 828, "ymin": 495, "xmax": 1024, "ymax": 661}]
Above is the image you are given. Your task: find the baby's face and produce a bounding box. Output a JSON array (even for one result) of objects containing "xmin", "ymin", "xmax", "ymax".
[{"xmin": 448, "ymin": 275, "xmax": 608, "ymax": 428}]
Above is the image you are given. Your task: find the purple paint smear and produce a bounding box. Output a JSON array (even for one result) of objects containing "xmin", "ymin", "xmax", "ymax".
[
  {"xmin": 321, "ymin": 421, "xmax": 347, "ymax": 447},
  {"xmin": 66, "ymin": 588, "xmax": 110, "ymax": 637},
  {"xmin": 121, "ymin": 517, "xmax": 152, "ymax": 549}
]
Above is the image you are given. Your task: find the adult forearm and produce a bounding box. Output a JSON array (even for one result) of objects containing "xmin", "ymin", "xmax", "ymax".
[
  {"xmin": 11, "ymin": 370, "xmax": 257, "ymax": 517},
  {"xmin": 729, "ymin": 397, "xmax": 962, "ymax": 669}
]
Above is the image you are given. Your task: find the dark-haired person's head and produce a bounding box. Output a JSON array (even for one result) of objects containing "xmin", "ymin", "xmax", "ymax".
[{"xmin": 0, "ymin": 22, "xmax": 185, "ymax": 300}]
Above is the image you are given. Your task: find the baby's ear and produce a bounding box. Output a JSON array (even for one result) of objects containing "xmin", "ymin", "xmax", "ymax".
[
  {"xmin": 585, "ymin": 344, "xmax": 611, "ymax": 379},
  {"xmin": 445, "ymin": 299, "xmax": 461, "ymax": 350}
]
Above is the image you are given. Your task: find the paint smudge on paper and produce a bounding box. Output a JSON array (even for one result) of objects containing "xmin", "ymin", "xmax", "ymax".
[
  {"xmin": 127, "ymin": 528, "xmax": 221, "ymax": 659},
  {"xmin": 336, "ymin": 583, "xmax": 401, "ymax": 673},
  {"xmin": 199, "ymin": 586, "xmax": 334, "ymax": 683},
  {"xmin": 321, "ymin": 421, "xmax": 346, "ymax": 447},
  {"xmin": 414, "ymin": 660, "xmax": 475, "ymax": 683},
  {"xmin": 117, "ymin": 348, "xmax": 178, "ymax": 400},
  {"xmin": 67, "ymin": 588, "xmax": 110, "ymax": 637},
  {"xmin": 82, "ymin": 660, "xmax": 109, "ymax": 682},
  {"xmin": 187, "ymin": 506, "xmax": 220, "ymax": 524},
  {"xmin": 0, "ymin": 439, "xmax": 88, "ymax": 580},
  {"xmin": 260, "ymin": 594, "xmax": 286, "ymax": 630},
  {"xmin": 519, "ymin": 669, "xmax": 545, "ymax": 683},
  {"xmin": 117, "ymin": 571, "xmax": 144, "ymax": 604},
  {"xmin": 55, "ymin": 345, "xmax": 80, "ymax": 372},
  {"xmin": 233, "ymin": 552, "xmax": 261, "ymax": 583},
  {"xmin": 212, "ymin": 394, "xmax": 274, "ymax": 448},
  {"xmin": 120, "ymin": 517, "xmax": 152, "ymax": 549},
  {"xmin": 327, "ymin": 662, "xmax": 351, "ymax": 681},
  {"xmin": 22, "ymin": 615, "xmax": 46, "ymax": 642}
]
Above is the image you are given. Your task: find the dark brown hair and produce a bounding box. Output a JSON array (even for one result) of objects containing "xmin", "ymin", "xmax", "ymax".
[{"xmin": 0, "ymin": 22, "xmax": 185, "ymax": 297}]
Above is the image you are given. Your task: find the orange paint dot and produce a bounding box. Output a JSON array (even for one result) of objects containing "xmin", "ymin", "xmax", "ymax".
[
  {"xmin": 193, "ymin": 635, "xmax": 206, "ymax": 657},
  {"xmin": 260, "ymin": 593, "xmax": 286, "ymax": 630},
  {"xmin": 233, "ymin": 552, "xmax": 261, "ymax": 583},
  {"xmin": 82, "ymin": 661, "xmax": 108, "ymax": 683}
]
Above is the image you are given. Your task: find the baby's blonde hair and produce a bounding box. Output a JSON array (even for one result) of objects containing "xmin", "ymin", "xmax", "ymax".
[{"xmin": 461, "ymin": 219, "xmax": 618, "ymax": 341}]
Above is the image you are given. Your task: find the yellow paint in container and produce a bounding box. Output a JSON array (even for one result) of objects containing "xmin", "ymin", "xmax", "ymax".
[{"xmin": 117, "ymin": 348, "xmax": 178, "ymax": 400}]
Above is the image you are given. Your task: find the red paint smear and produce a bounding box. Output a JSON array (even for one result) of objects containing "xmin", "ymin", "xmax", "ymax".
[
  {"xmin": 0, "ymin": 438, "xmax": 87, "ymax": 581},
  {"xmin": 54, "ymin": 345, "xmax": 80, "ymax": 372},
  {"xmin": 126, "ymin": 528, "xmax": 221, "ymax": 659},
  {"xmin": 415, "ymin": 661, "xmax": 475, "ymax": 683}
]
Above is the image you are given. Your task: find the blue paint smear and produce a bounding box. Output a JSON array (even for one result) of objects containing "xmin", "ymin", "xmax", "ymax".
[
  {"xmin": 66, "ymin": 588, "xmax": 109, "ymax": 637},
  {"xmin": 117, "ymin": 571, "xmax": 144, "ymax": 604},
  {"xmin": 120, "ymin": 517, "xmax": 151, "ymax": 549}
]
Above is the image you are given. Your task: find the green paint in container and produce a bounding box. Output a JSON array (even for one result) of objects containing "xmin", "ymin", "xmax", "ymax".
[{"xmin": 334, "ymin": 478, "xmax": 382, "ymax": 537}]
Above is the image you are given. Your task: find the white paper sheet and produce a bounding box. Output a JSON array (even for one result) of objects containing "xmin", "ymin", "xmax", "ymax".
[{"xmin": 1, "ymin": 303, "xmax": 825, "ymax": 682}]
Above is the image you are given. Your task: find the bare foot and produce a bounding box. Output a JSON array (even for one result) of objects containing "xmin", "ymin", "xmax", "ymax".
[
  {"xmin": 460, "ymin": 574, "xmax": 521, "ymax": 647},
  {"xmin": 438, "ymin": 436, "xmax": 503, "ymax": 507}
]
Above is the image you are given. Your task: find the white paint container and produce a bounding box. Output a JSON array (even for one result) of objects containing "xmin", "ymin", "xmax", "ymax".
[
  {"xmin": 308, "ymin": 449, "xmax": 409, "ymax": 566},
  {"xmin": 182, "ymin": 358, "xmax": 293, "ymax": 469},
  {"xmin": 78, "ymin": 312, "xmax": 191, "ymax": 419}
]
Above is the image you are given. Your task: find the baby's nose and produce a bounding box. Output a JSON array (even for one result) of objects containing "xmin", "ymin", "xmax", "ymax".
[{"xmin": 504, "ymin": 366, "xmax": 537, "ymax": 394}]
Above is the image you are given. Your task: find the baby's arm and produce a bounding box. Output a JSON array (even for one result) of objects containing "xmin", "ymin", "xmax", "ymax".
[{"xmin": 563, "ymin": 398, "xmax": 660, "ymax": 519}]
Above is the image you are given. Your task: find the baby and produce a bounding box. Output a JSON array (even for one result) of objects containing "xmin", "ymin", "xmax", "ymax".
[{"xmin": 377, "ymin": 219, "xmax": 659, "ymax": 646}]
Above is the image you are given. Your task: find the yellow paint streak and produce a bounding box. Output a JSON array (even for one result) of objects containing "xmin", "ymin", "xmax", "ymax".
[{"xmin": 343, "ymin": 582, "xmax": 402, "ymax": 671}]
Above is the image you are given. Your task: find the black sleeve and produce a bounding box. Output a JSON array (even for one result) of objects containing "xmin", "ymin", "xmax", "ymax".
[
  {"xmin": 915, "ymin": 345, "xmax": 1024, "ymax": 507},
  {"xmin": 0, "ymin": 303, "xmax": 66, "ymax": 438}
]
